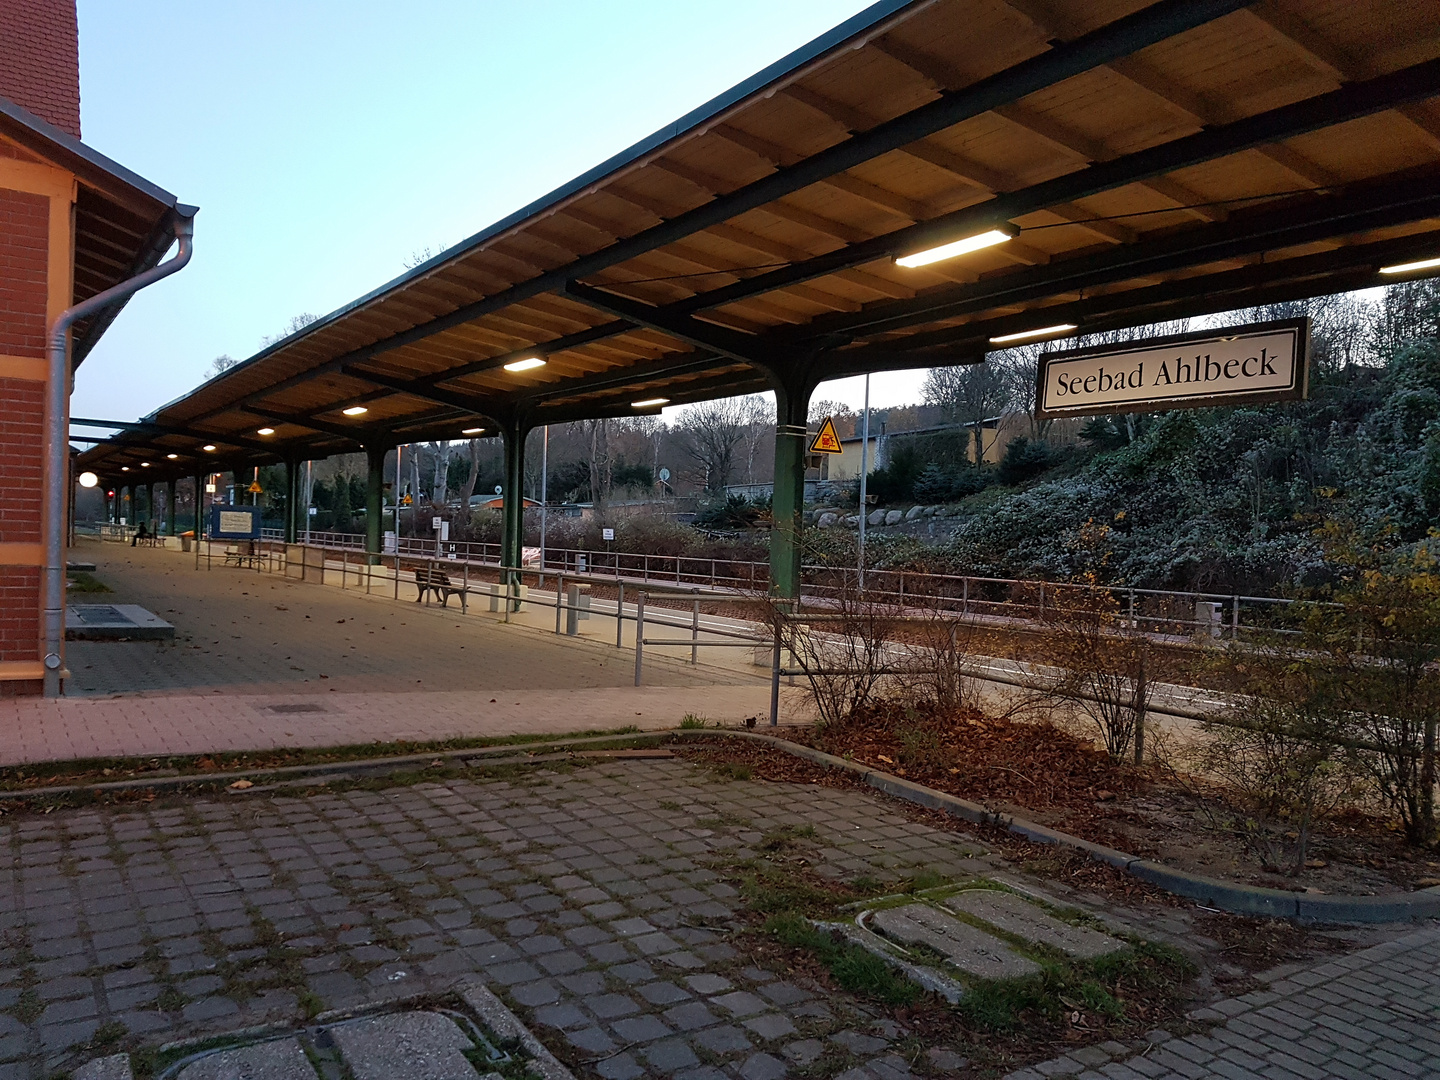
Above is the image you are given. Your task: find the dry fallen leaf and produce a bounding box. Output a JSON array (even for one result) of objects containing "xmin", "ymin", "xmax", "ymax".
[{"xmin": 229, "ymin": 779, "xmax": 254, "ymax": 790}]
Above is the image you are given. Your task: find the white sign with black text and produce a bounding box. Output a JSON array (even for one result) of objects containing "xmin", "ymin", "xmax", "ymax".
[{"xmin": 1035, "ymin": 319, "xmax": 1309, "ymax": 419}]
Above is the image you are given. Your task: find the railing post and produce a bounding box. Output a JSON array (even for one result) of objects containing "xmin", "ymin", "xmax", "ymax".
[
  {"xmin": 1038, "ymin": 582, "xmax": 1044, "ymax": 621},
  {"xmin": 1129, "ymin": 589, "xmax": 1137, "ymax": 629},
  {"xmin": 691, "ymin": 598, "xmax": 700, "ymax": 665},
  {"xmin": 555, "ymin": 573, "xmax": 565, "ymax": 635},
  {"xmin": 962, "ymin": 577, "xmax": 969, "ymax": 617},
  {"xmin": 633, "ymin": 592, "xmax": 646, "ymax": 686},
  {"xmin": 769, "ymin": 613, "xmax": 782, "ymax": 727},
  {"xmin": 1231, "ymin": 595, "xmax": 1240, "ymax": 639},
  {"xmin": 616, "ymin": 581, "xmax": 625, "ymax": 649}
]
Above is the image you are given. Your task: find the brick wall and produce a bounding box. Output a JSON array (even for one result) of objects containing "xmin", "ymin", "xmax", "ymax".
[
  {"xmin": 0, "ymin": 0, "xmax": 82, "ymax": 137},
  {"xmin": 0, "ymin": 379, "xmax": 44, "ymax": 545},
  {"xmin": 0, "ymin": 189, "xmax": 50, "ymax": 355},
  {"xmin": 0, "ymin": 567, "xmax": 41, "ymax": 696}
]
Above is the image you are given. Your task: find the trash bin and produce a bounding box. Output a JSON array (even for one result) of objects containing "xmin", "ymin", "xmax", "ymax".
[{"xmin": 180, "ymin": 530, "xmax": 193, "ymax": 553}]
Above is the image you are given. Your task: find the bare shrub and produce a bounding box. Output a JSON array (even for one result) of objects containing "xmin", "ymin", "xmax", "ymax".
[
  {"xmin": 1190, "ymin": 694, "xmax": 1365, "ymax": 875},
  {"xmin": 762, "ymin": 580, "xmax": 909, "ymax": 727},
  {"xmin": 1035, "ymin": 585, "xmax": 1158, "ymax": 763}
]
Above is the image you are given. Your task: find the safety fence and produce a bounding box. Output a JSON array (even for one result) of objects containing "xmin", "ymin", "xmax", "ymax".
[{"xmin": 253, "ymin": 528, "xmax": 1297, "ymax": 642}]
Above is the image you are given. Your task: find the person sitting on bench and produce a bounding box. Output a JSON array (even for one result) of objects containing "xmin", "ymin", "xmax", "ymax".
[{"xmin": 131, "ymin": 521, "xmax": 150, "ymax": 547}]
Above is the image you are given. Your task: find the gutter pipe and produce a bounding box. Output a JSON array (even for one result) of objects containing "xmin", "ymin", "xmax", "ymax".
[{"xmin": 43, "ymin": 209, "xmax": 196, "ymax": 697}]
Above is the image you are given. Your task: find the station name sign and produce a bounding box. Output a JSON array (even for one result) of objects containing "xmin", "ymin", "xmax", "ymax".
[{"xmin": 1035, "ymin": 318, "xmax": 1310, "ymax": 420}]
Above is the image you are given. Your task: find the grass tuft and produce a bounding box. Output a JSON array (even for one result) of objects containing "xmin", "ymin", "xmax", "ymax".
[{"xmin": 763, "ymin": 913, "xmax": 919, "ymax": 1005}]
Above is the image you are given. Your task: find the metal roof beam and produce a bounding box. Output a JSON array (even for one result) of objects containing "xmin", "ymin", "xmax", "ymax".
[
  {"xmin": 340, "ymin": 367, "xmax": 499, "ymax": 421},
  {"xmin": 808, "ymin": 168, "xmax": 1440, "ymax": 341},
  {"xmin": 562, "ymin": 281, "xmax": 798, "ymax": 371},
  {"xmin": 830, "ymin": 230, "xmax": 1440, "ymax": 372},
  {"xmin": 677, "ymin": 57, "xmax": 1440, "ymax": 315}
]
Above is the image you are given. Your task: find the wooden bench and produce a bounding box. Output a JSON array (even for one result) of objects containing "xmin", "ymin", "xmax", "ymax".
[{"xmin": 415, "ymin": 566, "xmax": 469, "ymax": 612}]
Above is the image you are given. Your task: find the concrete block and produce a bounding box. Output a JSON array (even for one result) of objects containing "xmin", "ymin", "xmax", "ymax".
[
  {"xmin": 943, "ymin": 889, "xmax": 1125, "ymax": 958},
  {"xmin": 870, "ymin": 904, "xmax": 1040, "ymax": 979}
]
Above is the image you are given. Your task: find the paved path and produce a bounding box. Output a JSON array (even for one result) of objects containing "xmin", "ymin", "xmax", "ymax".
[
  {"xmin": 0, "ymin": 686, "xmax": 790, "ymax": 765},
  {"xmin": 1006, "ymin": 927, "xmax": 1440, "ymax": 1080},
  {"xmin": 0, "ymin": 757, "xmax": 996, "ymax": 1079},
  {"xmin": 3, "ymin": 541, "xmax": 802, "ymax": 764}
]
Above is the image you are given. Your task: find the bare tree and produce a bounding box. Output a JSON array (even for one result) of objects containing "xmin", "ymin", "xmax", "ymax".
[
  {"xmin": 922, "ymin": 362, "xmax": 1011, "ymax": 462},
  {"xmin": 403, "ymin": 242, "xmax": 450, "ymax": 269},
  {"xmin": 584, "ymin": 419, "xmax": 613, "ymax": 514},
  {"xmin": 260, "ymin": 312, "xmax": 319, "ymax": 349},
  {"xmin": 739, "ymin": 394, "xmax": 775, "ymax": 485},
  {"xmin": 429, "ymin": 442, "xmax": 451, "ymax": 504},
  {"xmin": 456, "ymin": 439, "xmax": 482, "ymax": 512},
  {"xmin": 206, "ymin": 354, "xmax": 239, "ymax": 379},
  {"xmin": 676, "ymin": 397, "xmax": 751, "ymax": 492}
]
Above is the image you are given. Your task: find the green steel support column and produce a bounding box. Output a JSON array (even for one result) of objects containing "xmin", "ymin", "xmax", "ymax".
[
  {"xmin": 769, "ymin": 377, "xmax": 815, "ymax": 604},
  {"xmin": 165, "ymin": 481, "xmax": 176, "ymax": 536},
  {"xmin": 283, "ymin": 457, "xmax": 300, "ymax": 544},
  {"xmin": 365, "ymin": 444, "xmax": 387, "ymax": 565},
  {"xmin": 143, "ymin": 483, "xmax": 152, "ymax": 530},
  {"xmin": 195, "ymin": 472, "xmax": 204, "ymax": 535},
  {"xmin": 501, "ymin": 417, "xmax": 528, "ymax": 598}
]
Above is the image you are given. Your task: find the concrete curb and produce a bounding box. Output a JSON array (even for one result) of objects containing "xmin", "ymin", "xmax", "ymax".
[
  {"xmin": 7, "ymin": 724, "xmax": 1437, "ymax": 924},
  {"xmin": 688, "ymin": 729, "xmax": 1440, "ymax": 925}
]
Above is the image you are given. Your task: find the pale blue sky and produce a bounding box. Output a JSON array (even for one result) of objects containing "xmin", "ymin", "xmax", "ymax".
[{"xmin": 71, "ymin": 0, "xmax": 932, "ymax": 425}]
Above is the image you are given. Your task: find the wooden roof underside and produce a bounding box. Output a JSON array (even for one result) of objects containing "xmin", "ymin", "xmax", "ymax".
[{"xmin": 80, "ymin": 0, "xmax": 1440, "ymax": 482}]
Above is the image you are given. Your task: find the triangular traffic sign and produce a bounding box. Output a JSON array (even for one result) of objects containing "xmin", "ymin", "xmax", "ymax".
[{"xmin": 808, "ymin": 416, "xmax": 843, "ymax": 454}]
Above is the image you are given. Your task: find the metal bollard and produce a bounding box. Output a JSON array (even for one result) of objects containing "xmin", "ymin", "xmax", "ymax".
[
  {"xmin": 691, "ymin": 599, "xmax": 700, "ymax": 664},
  {"xmin": 555, "ymin": 573, "xmax": 565, "ymax": 635},
  {"xmin": 633, "ymin": 593, "xmax": 646, "ymax": 686}
]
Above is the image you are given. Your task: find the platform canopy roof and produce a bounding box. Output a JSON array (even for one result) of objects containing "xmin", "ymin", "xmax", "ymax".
[{"xmin": 79, "ymin": 0, "xmax": 1440, "ymax": 484}]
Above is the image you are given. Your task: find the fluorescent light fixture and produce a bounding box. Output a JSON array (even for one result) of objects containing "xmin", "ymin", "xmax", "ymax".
[
  {"xmin": 461, "ymin": 427, "xmax": 485, "ymax": 435},
  {"xmin": 202, "ymin": 444, "xmax": 217, "ymax": 451},
  {"xmin": 121, "ymin": 466, "xmax": 129, "ymax": 472},
  {"xmin": 896, "ymin": 225, "xmax": 1017, "ymax": 268},
  {"xmin": 342, "ymin": 406, "xmax": 368, "ymax": 416},
  {"xmin": 140, "ymin": 462, "xmax": 150, "ymax": 467},
  {"xmin": 503, "ymin": 356, "xmax": 546, "ymax": 372},
  {"xmin": 78, "ymin": 471, "xmax": 98, "ymax": 488},
  {"xmin": 989, "ymin": 323, "xmax": 1079, "ymax": 344},
  {"xmin": 166, "ymin": 453, "xmax": 179, "ymax": 459},
  {"xmin": 1379, "ymin": 255, "xmax": 1440, "ymax": 275},
  {"xmin": 631, "ymin": 397, "xmax": 670, "ymax": 408},
  {"xmin": 257, "ymin": 427, "xmax": 275, "ymax": 436}
]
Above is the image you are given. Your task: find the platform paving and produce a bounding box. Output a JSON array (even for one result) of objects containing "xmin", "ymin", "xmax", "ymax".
[
  {"xmin": 0, "ymin": 758, "xmax": 995, "ymax": 1078},
  {"xmin": 0, "ymin": 753, "xmax": 1429, "ymax": 1080}
]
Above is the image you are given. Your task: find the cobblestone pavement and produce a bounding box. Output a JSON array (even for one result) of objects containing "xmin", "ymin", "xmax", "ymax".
[
  {"xmin": 0, "ymin": 758, "xmax": 1002, "ymax": 1079},
  {"xmin": 4, "ymin": 755, "xmax": 1430, "ymax": 1080},
  {"xmin": 1006, "ymin": 927, "xmax": 1440, "ymax": 1080}
]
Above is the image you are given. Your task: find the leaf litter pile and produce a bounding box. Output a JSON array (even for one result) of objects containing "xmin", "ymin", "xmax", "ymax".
[{"xmin": 804, "ymin": 702, "xmax": 1140, "ymax": 814}]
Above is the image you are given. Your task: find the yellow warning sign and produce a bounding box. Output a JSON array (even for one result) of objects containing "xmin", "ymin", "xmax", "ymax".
[
  {"xmin": 808, "ymin": 416, "xmax": 843, "ymax": 454},
  {"xmin": 247, "ymin": 481, "xmax": 263, "ymax": 494}
]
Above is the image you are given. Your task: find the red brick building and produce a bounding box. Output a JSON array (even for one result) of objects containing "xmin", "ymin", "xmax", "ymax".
[{"xmin": 1, "ymin": 0, "xmax": 191, "ymax": 694}]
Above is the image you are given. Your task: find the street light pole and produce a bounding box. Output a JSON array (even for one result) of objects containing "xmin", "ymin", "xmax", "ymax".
[{"xmin": 857, "ymin": 373, "xmax": 870, "ymax": 591}]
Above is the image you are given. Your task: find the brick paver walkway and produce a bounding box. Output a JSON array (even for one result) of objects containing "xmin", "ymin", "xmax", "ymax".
[
  {"xmin": 1005, "ymin": 928, "xmax": 1440, "ymax": 1080},
  {"xmin": 0, "ymin": 758, "xmax": 996, "ymax": 1079}
]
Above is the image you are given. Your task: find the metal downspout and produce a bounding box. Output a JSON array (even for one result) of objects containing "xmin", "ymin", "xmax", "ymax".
[{"xmin": 43, "ymin": 210, "xmax": 196, "ymax": 697}]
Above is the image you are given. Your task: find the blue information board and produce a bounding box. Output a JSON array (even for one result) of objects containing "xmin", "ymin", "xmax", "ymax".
[{"xmin": 210, "ymin": 504, "xmax": 261, "ymax": 539}]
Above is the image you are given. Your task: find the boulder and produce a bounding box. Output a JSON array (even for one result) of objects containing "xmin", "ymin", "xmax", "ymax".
[
  {"xmin": 922, "ymin": 505, "xmax": 938, "ymax": 516},
  {"xmin": 817, "ymin": 512, "xmax": 838, "ymax": 528},
  {"xmin": 885, "ymin": 509, "xmax": 904, "ymax": 526},
  {"xmin": 867, "ymin": 509, "xmax": 888, "ymax": 527},
  {"xmin": 843, "ymin": 515, "xmax": 861, "ymax": 527},
  {"xmin": 904, "ymin": 505, "xmax": 924, "ymax": 521}
]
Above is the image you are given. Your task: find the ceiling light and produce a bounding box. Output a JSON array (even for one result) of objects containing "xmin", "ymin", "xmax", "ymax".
[
  {"xmin": 1379, "ymin": 255, "xmax": 1440, "ymax": 275},
  {"xmin": 462, "ymin": 427, "xmax": 485, "ymax": 435},
  {"xmin": 257, "ymin": 427, "xmax": 275, "ymax": 436},
  {"xmin": 166, "ymin": 453, "xmax": 179, "ymax": 459},
  {"xmin": 121, "ymin": 466, "xmax": 129, "ymax": 472},
  {"xmin": 202, "ymin": 444, "xmax": 216, "ymax": 451},
  {"xmin": 896, "ymin": 225, "xmax": 1017, "ymax": 269},
  {"xmin": 503, "ymin": 356, "xmax": 546, "ymax": 372},
  {"xmin": 632, "ymin": 397, "xmax": 670, "ymax": 408},
  {"xmin": 140, "ymin": 462, "xmax": 150, "ymax": 467},
  {"xmin": 342, "ymin": 406, "xmax": 368, "ymax": 416},
  {"xmin": 78, "ymin": 471, "xmax": 98, "ymax": 489},
  {"xmin": 989, "ymin": 323, "xmax": 1079, "ymax": 344}
]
